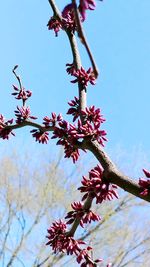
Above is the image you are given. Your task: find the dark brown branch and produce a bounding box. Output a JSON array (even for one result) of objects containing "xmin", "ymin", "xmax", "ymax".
[
  {"xmin": 67, "ymin": 194, "xmax": 93, "ymax": 236},
  {"xmin": 5, "ymin": 120, "xmax": 54, "ymax": 132},
  {"xmin": 6, "ymin": 120, "xmax": 150, "ymax": 202},
  {"xmin": 83, "ymin": 139, "xmax": 150, "ymax": 202},
  {"xmin": 66, "ymin": 136, "xmax": 150, "ymax": 240}
]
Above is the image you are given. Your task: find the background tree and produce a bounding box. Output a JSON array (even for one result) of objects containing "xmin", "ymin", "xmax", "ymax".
[{"xmin": 0, "ymin": 149, "xmax": 150, "ymax": 267}]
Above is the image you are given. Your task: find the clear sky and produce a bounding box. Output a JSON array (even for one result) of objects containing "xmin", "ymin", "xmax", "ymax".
[{"xmin": 0, "ymin": 0, "xmax": 150, "ymax": 166}]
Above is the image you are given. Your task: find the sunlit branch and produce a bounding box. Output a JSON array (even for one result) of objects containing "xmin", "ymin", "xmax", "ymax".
[{"xmin": 72, "ymin": 0, "xmax": 99, "ymax": 78}]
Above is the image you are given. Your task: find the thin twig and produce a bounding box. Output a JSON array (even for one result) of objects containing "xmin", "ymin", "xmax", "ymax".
[
  {"xmin": 47, "ymin": 0, "xmax": 87, "ymax": 114},
  {"xmin": 67, "ymin": 194, "xmax": 93, "ymax": 236},
  {"xmin": 72, "ymin": 0, "xmax": 99, "ymax": 78},
  {"xmin": 12, "ymin": 65, "xmax": 23, "ymax": 91},
  {"xmin": 5, "ymin": 120, "xmax": 54, "ymax": 132},
  {"xmin": 48, "ymin": 0, "xmax": 62, "ymax": 19}
]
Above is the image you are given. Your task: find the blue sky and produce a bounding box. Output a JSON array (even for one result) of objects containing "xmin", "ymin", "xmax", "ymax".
[{"xmin": 0, "ymin": 0, "xmax": 150, "ymax": 164}]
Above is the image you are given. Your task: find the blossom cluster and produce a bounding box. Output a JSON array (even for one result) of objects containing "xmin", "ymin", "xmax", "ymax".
[
  {"xmin": 66, "ymin": 63, "xmax": 96, "ymax": 89},
  {"xmin": 52, "ymin": 119, "xmax": 81, "ymax": 163},
  {"xmin": 15, "ymin": 106, "xmax": 37, "ymax": 124},
  {"xmin": 11, "ymin": 72, "xmax": 39, "ymax": 125},
  {"xmin": 31, "ymin": 129, "xmax": 49, "ymax": 144},
  {"xmin": 27, "ymin": 97, "xmax": 106, "ymax": 163},
  {"xmin": 47, "ymin": 1, "xmax": 103, "ymax": 36},
  {"xmin": 67, "ymin": 96, "xmax": 80, "ymax": 121},
  {"xmin": 139, "ymin": 169, "xmax": 150, "ymax": 196},
  {"xmin": 78, "ymin": 165, "xmax": 119, "ymax": 203},
  {"xmin": 46, "ymin": 220, "xmax": 102, "ymax": 266},
  {"xmin": 46, "ymin": 165, "xmax": 117, "ymax": 266},
  {"xmin": 47, "ymin": 3, "xmax": 76, "ymax": 36},
  {"xmin": 0, "ymin": 75, "xmax": 105, "ymax": 164},
  {"xmin": 12, "ymin": 84, "xmax": 32, "ymax": 105},
  {"xmin": 51, "ymin": 99, "xmax": 106, "ymax": 162},
  {"xmin": 0, "ymin": 67, "xmax": 105, "ymax": 165},
  {"xmin": 62, "ymin": 3, "xmax": 76, "ymax": 32},
  {"xmin": 65, "ymin": 201, "xmax": 101, "ymax": 227},
  {"xmin": 70, "ymin": 67, "xmax": 96, "ymax": 89},
  {"xmin": 67, "ymin": 96, "xmax": 107, "ymax": 146},
  {"xmin": 0, "ymin": 115, "xmax": 14, "ymax": 139},
  {"xmin": 47, "ymin": 17, "xmax": 62, "ymax": 36},
  {"xmin": 43, "ymin": 113, "xmax": 63, "ymax": 127},
  {"xmin": 79, "ymin": 0, "xmax": 96, "ymax": 21},
  {"xmin": 30, "ymin": 113, "xmax": 63, "ymax": 144}
]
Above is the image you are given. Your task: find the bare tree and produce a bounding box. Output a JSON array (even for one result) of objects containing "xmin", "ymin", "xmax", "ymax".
[{"xmin": 0, "ymin": 149, "xmax": 149, "ymax": 266}]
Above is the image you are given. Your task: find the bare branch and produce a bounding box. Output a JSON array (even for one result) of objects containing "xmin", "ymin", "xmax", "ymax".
[
  {"xmin": 47, "ymin": 0, "xmax": 62, "ymax": 19},
  {"xmin": 5, "ymin": 120, "xmax": 54, "ymax": 132},
  {"xmin": 72, "ymin": 0, "xmax": 99, "ymax": 78}
]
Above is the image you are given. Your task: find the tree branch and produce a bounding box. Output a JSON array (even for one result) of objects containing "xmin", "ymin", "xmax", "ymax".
[
  {"xmin": 47, "ymin": 0, "xmax": 87, "ymax": 115},
  {"xmin": 47, "ymin": 0, "xmax": 61, "ymax": 19},
  {"xmin": 72, "ymin": 0, "xmax": 99, "ymax": 78},
  {"xmin": 5, "ymin": 120, "xmax": 54, "ymax": 132},
  {"xmin": 83, "ymin": 139, "xmax": 150, "ymax": 202}
]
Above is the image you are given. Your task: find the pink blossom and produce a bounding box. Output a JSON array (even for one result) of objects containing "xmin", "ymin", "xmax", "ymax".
[
  {"xmin": 67, "ymin": 99, "xmax": 107, "ymax": 145},
  {"xmin": 139, "ymin": 168, "xmax": 150, "ymax": 196},
  {"xmin": 47, "ymin": 17, "xmax": 62, "ymax": 36},
  {"xmin": 46, "ymin": 220, "xmax": 67, "ymax": 253},
  {"xmin": 47, "ymin": 4, "xmax": 76, "ymax": 36},
  {"xmin": 71, "ymin": 67, "xmax": 96, "ymax": 89},
  {"xmin": 143, "ymin": 168, "xmax": 150, "ymax": 178},
  {"xmin": 51, "ymin": 103, "xmax": 106, "ymax": 162},
  {"xmin": 15, "ymin": 106, "xmax": 37, "ymax": 124},
  {"xmin": 76, "ymin": 247, "xmax": 102, "ymax": 266},
  {"xmin": 79, "ymin": 0, "xmax": 96, "ymax": 21},
  {"xmin": 65, "ymin": 201, "xmax": 101, "ymax": 227},
  {"xmin": 46, "ymin": 220, "xmax": 102, "ymax": 266},
  {"xmin": 0, "ymin": 115, "xmax": 14, "ymax": 139},
  {"xmin": 78, "ymin": 165, "xmax": 119, "ymax": 203},
  {"xmin": 31, "ymin": 129, "xmax": 49, "ymax": 144},
  {"xmin": 51, "ymin": 120, "xmax": 81, "ymax": 163},
  {"xmin": 62, "ymin": 4, "xmax": 76, "ymax": 32},
  {"xmin": 64, "ymin": 141, "xmax": 80, "ymax": 163},
  {"xmin": 81, "ymin": 106, "xmax": 105, "ymax": 127},
  {"xmin": 66, "ymin": 63, "xmax": 77, "ymax": 76},
  {"xmin": 12, "ymin": 85, "xmax": 32, "ymax": 103},
  {"xmin": 43, "ymin": 113, "xmax": 62, "ymax": 128},
  {"xmin": 46, "ymin": 220, "xmax": 86, "ymax": 256},
  {"xmin": 67, "ymin": 96, "xmax": 80, "ymax": 122},
  {"xmin": 77, "ymin": 119, "xmax": 107, "ymax": 146}
]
